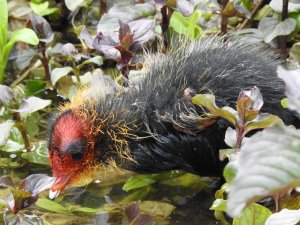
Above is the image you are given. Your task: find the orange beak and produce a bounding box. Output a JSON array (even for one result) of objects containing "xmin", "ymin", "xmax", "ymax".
[{"xmin": 49, "ymin": 174, "xmax": 73, "ymax": 199}]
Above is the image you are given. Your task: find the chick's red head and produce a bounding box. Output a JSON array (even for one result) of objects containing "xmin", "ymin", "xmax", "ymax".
[{"xmin": 48, "ymin": 110, "xmax": 95, "ymax": 199}]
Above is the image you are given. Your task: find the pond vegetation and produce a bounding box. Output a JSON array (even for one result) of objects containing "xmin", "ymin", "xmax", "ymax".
[{"xmin": 1, "ymin": 0, "xmax": 300, "ymax": 224}]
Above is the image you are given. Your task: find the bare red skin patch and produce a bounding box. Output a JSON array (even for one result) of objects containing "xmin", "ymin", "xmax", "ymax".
[{"xmin": 49, "ymin": 113, "xmax": 95, "ymax": 193}]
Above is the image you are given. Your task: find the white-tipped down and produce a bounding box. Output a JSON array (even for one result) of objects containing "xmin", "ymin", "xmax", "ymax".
[{"xmin": 49, "ymin": 189, "xmax": 61, "ymax": 200}]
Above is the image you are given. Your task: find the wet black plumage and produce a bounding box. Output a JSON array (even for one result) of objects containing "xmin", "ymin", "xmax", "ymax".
[{"xmin": 48, "ymin": 37, "xmax": 295, "ymax": 194}]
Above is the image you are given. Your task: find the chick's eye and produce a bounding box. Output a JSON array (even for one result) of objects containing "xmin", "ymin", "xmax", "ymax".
[
  {"xmin": 71, "ymin": 152, "xmax": 84, "ymax": 161},
  {"xmin": 63, "ymin": 139, "xmax": 87, "ymax": 161}
]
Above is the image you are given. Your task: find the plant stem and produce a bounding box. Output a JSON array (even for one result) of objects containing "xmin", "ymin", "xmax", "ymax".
[
  {"xmin": 72, "ymin": 60, "xmax": 81, "ymax": 83},
  {"xmin": 220, "ymin": 0, "xmax": 229, "ymax": 35},
  {"xmin": 237, "ymin": 0, "xmax": 264, "ymax": 30},
  {"xmin": 39, "ymin": 42, "xmax": 51, "ymax": 81},
  {"xmin": 100, "ymin": 0, "xmax": 107, "ymax": 16},
  {"xmin": 13, "ymin": 112, "xmax": 31, "ymax": 150},
  {"xmin": 279, "ymin": 0, "xmax": 289, "ymax": 56}
]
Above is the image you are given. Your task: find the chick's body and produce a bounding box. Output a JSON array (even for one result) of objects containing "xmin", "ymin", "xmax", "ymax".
[{"xmin": 48, "ymin": 38, "xmax": 293, "ymax": 195}]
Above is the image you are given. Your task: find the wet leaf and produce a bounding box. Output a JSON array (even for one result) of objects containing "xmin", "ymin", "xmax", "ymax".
[
  {"xmin": 160, "ymin": 173, "xmax": 208, "ymax": 190},
  {"xmin": 19, "ymin": 174, "xmax": 55, "ymax": 196},
  {"xmin": 1, "ymin": 140, "xmax": 24, "ymax": 153},
  {"xmin": 0, "ymin": 85, "xmax": 14, "ymax": 104},
  {"xmin": 125, "ymin": 202, "xmax": 154, "ymax": 225},
  {"xmin": 269, "ymin": 0, "xmax": 300, "ymax": 13},
  {"xmin": 51, "ymin": 67, "xmax": 73, "ymax": 85},
  {"xmin": 21, "ymin": 141, "xmax": 49, "ymax": 165},
  {"xmin": 139, "ymin": 201, "xmax": 175, "ymax": 218},
  {"xmin": 265, "ymin": 209, "xmax": 300, "ymax": 225},
  {"xmin": 227, "ymin": 126, "xmax": 300, "ymax": 217},
  {"xmin": 13, "ymin": 97, "xmax": 51, "ymax": 114},
  {"xmin": 232, "ymin": 203, "xmax": 272, "ymax": 225},
  {"xmin": 192, "ymin": 94, "xmax": 237, "ymax": 125},
  {"xmin": 4, "ymin": 211, "xmax": 43, "ymax": 225},
  {"xmin": 123, "ymin": 174, "xmax": 157, "ymax": 191},
  {"xmin": 0, "ymin": 120, "xmax": 14, "ymax": 146},
  {"xmin": 121, "ymin": 187, "xmax": 153, "ymax": 203},
  {"xmin": 36, "ymin": 198, "xmax": 70, "ymax": 214},
  {"xmin": 70, "ymin": 206, "xmax": 99, "ymax": 214}
]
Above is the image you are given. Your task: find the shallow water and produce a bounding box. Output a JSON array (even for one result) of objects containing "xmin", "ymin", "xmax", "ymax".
[{"xmin": 0, "ymin": 164, "xmax": 219, "ymax": 225}]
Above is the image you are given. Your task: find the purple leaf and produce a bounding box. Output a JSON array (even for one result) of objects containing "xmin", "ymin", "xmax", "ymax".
[
  {"xmin": 177, "ymin": 0, "xmax": 195, "ymax": 17},
  {"xmin": 19, "ymin": 174, "xmax": 55, "ymax": 196},
  {"xmin": 30, "ymin": 13, "xmax": 54, "ymax": 43},
  {"xmin": 93, "ymin": 33, "xmax": 120, "ymax": 61},
  {"xmin": 118, "ymin": 20, "xmax": 133, "ymax": 43},
  {"xmin": 80, "ymin": 26, "xmax": 94, "ymax": 49},
  {"xmin": 129, "ymin": 19, "xmax": 155, "ymax": 48},
  {"xmin": 0, "ymin": 176, "xmax": 14, "ymax": 188}
]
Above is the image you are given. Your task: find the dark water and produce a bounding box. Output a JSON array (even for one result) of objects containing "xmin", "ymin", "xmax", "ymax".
[{"xmin": 0, "ymin": 165, "xmax": 218, "ymax": 225}]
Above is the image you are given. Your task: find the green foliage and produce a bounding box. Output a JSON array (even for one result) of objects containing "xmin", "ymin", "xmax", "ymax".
[{"xmin": 0, "ymin": 0, "xmax": 39, "ymax": 83}]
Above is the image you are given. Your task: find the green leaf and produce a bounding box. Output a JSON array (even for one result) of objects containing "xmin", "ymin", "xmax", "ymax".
[
  {"xmin": 233, "ymin": 203, "xmax": 272, "ymax": 225},
  {"xmin": 1, "ymin": 140, "xmax": 24, "ymax": 153},
  {"xmin": 36, "ymin": 198, "xmax": 71, "ymax": 214},
  {"xmin": 223, "ymin": 161, "xmax": 238, "ymax": 184},
  {"xmin": 210, "ymin": 199, "xmax": 227, "ymax": 211},
  {"xmin": 169, "ymin": 10, "xmax": 203, "ymax": 40},
  {"xmin": 21, "ymin": 141, "xmax": 49, "ymax": 165},
  {"xmin": 160, "ymin": 173, "xmax": 208, "ymax": 190},
  {"xmin": 0, "ymin": 120, "xmax": 14, "ymax": 146},
  {"xmin": 245, "ymin": 113, "xmax": 284, "ymax": 132},
  {"xmin": 281, "ymin": 98, "xmax": 288, "ymax": 109},
  {"xmin": 227, "ymin": 126, "xmax": 300, "ymax": 217},
  {"xmin": 13, "ymin": 96, "xmax": 51, "ymax": 114},
  {"xmin": 139, "ymin": 201, "xmax": 175, "ymax": 218},
  {"xmin": 70, "ymin": 207, "xmax": 99, "ymax": 214},
  {"xmin": 123, "ymin": 174, "xmax": 158, "ymax": 191},
  {"xmin": 0, "ymin": 0, "xmax": 8, "ymax": 46},
  {"xmin": 30, "ymin": 1, "xmax": 59, "ymax": 16},
  {"xmin": 253, "ymin": 5, "xmax": 273, "ymax": 21},
  {"xmin": 51, "ymin": 67, "xmax": 73, "ymax": 85},
  {"xmin": 265, "ymin": 209, "xmax": 300, "ymax": 225},
  {"xmin": 121, "ymin": 187, "xmax": 152, "ymax": 203},
  {"xmin": 192, "ymin": 94, "xmax": 237, "ymax": 125},
  {"xmin": 24, "ymin": 80, "xmax": 46, "ymax": 96},
  {"xmin": 8, "ymin": 28, "xmax": 39, "ymax": 47}
]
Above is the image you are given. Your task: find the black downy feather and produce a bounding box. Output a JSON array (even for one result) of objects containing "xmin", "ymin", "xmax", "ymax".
[{"xmin": 51, "ymin": 37, "xmax": 296, "ymax": 176}]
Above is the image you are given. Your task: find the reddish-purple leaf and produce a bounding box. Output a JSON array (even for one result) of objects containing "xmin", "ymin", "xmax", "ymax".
[
  {"xmin": 93, "ymin": 33, "xmax": 120, "ymax": 60},
  {"xmin": 118, "ymin": 20, "xmax": 133, "ymax": 43},
  {"xmin": 30, "ymin": 13, "xmax": 54, "ymax": 43},
  {"xmin": 0, "ymin": 176, "xmax": 14, "ymax": 188}
]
